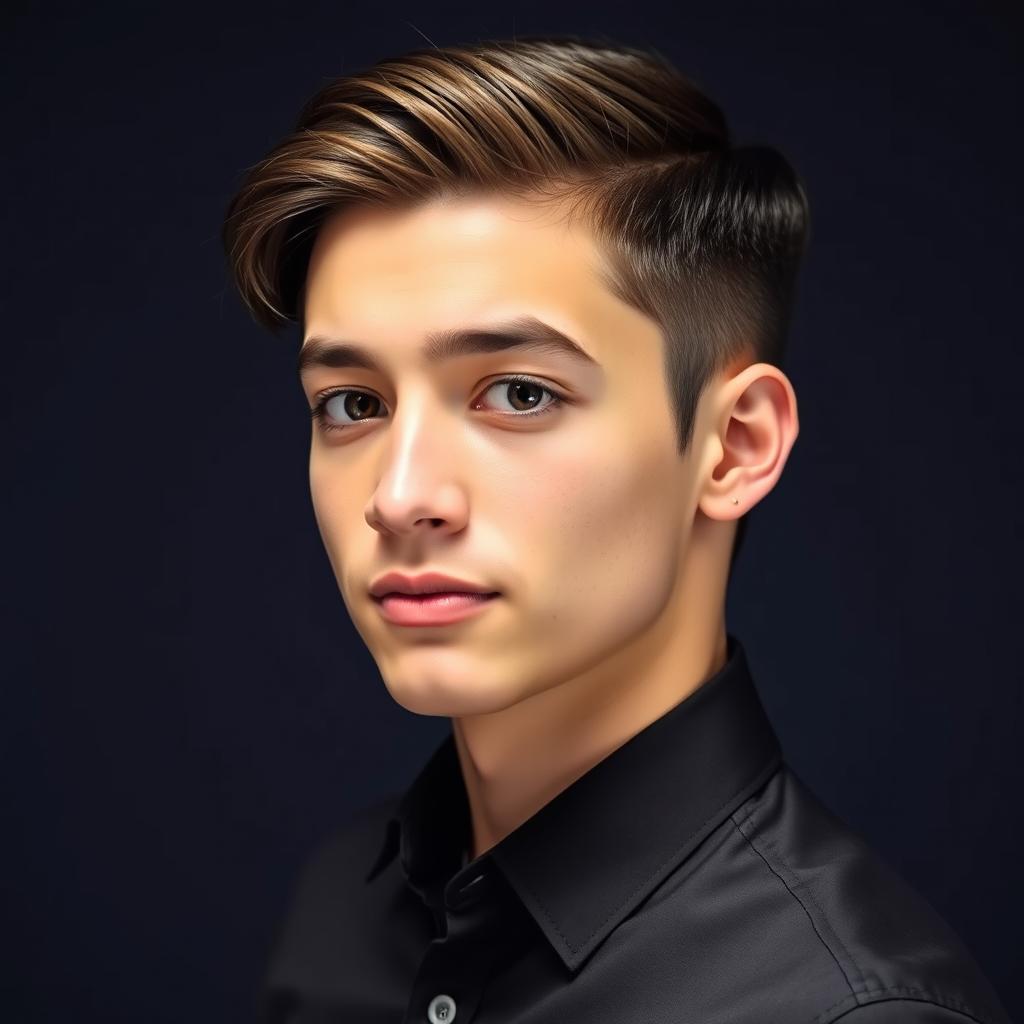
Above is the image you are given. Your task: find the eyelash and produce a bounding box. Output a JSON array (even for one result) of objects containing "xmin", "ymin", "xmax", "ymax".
[{"xmin": 308, "ymin": 374, "xmax": 566, "ymax": 435}]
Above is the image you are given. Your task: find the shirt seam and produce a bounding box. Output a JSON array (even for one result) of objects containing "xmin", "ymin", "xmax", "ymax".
[
  {"xmin": 729, "ymin": 804, "xmax": 868, "ymax": 1000},
  {"xmin": 819, "ymin": 988, "xmax": 991, "ymax": 1024},
  {"xmin": 730, "ymin": 807, "xmax": 991, "ymax": 1024}
]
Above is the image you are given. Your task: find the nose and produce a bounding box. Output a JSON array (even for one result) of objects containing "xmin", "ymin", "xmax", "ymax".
[{"xmin": 363, "ymin": 393, "xmax": 469, "ymax": 538}]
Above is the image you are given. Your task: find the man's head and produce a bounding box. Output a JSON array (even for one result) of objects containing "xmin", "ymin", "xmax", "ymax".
[{"xmin": 221, "ymin": 36, "xmax": 805, "ymax": 716}]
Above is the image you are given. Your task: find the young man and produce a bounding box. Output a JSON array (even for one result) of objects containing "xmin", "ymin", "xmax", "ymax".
[{"xmin": 222, "ymin": 35, "xmax": 1011, "ymax": 1024}]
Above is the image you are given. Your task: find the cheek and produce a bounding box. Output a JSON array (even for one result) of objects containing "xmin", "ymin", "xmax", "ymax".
[
  {"xmin": 514, "ymin": 429, "xmax": 686, "ymax": 642},
  {"xmin": 309, "ymin": 455, "xmax": 362, "ymax": 572}
]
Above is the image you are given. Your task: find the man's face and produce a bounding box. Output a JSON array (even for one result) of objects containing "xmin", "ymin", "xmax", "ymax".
[{"xmin": 301, "ymin": 192, "xmax": 712, "ymax": 717}]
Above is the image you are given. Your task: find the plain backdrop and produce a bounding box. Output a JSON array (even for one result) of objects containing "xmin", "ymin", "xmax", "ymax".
[{"xmin": 3, "ymin": 2, "xmax": 1021, "ymax": 1021}]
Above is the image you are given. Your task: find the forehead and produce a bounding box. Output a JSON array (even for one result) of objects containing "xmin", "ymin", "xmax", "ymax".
[{"xmin": 303, "ymin": 193, "xmax": 619, "ymax": 341}]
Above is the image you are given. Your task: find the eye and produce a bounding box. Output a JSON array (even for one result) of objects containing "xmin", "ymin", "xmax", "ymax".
[
  {"xmin": 309, "ymin": 375, "xmax": 565, "ymax": 436},
  {"xmin": 310, "ymin": 389, "xmax": 386, "ymax": 434},
  {"xmin": 473, "ymin": 376, "xmax": 564, "ymax": 417}
]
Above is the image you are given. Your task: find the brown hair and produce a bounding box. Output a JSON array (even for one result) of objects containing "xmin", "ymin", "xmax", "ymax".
[{"xmin": 221, "ymin": 33, "xmax": 810, "ymax": 575}]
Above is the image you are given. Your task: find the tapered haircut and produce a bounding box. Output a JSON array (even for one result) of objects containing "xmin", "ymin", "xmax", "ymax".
[{"xmin": 221, "ymin": 34, "xmax": 811, "ymax": 575}]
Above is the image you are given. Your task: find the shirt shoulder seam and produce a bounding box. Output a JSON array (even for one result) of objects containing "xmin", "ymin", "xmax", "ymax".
[
  {"xmin": 729, "ymin": 803, "xmax": 868, "ymax": 998},
  {"xmin": 819, "ymin": 988, "xmax": 993, "ymax": 1023},
  {"xmin": 730, "ymin": 806, "xmax": 994, "ymax": 1024}
]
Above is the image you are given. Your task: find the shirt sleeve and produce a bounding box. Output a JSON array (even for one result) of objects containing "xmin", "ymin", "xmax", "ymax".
[{"xmin": 829, "ymin": 999, "xmax": 1001, "ymax": 1023}]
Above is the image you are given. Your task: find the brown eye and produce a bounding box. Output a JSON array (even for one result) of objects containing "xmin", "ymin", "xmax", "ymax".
[
  {"xmin": 310, "ymin": 389, "xmax": 388, "ymax": 434},
  {"xmin": 325, "ymin": 391, "xmax": 383, "ymax": 423},
  {"xmin": 508, "ymin": 381, "xmax": 544, "ymax": 411},
  {"xmin": 477, "ymin": 378, "xmax": 562, "ymax": 416},
  {"xmin": 310, "ymin": 375, "xmax": 566, "ymax": 437}
]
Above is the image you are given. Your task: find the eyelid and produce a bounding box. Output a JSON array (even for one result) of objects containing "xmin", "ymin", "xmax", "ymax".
[{"xmin": 311, "ymin": 372, "xmax": 564, "ymax": 402}]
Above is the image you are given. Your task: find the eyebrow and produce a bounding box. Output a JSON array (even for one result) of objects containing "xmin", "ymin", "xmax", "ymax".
[{"xmin": 298, "ymin": 315, "xmax": 599, "ymax": 378}]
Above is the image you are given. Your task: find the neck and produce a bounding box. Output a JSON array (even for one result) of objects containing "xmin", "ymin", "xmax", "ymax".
[{"xmin": 451, "ymin": 523, "xmax": 730, "ymax": 861}]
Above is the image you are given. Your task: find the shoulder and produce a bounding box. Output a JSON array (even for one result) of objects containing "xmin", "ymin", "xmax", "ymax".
[
  {"xmin": 262, "ymin": 793, "xmax": 401, "ymax": 988},
  {"xmin": 727, "ymin": 765, "xmax": 1012, "ymax": 1024},
  {"xmin": 289, "ymin": 793, "xmax": 401, "ymax": 897}
]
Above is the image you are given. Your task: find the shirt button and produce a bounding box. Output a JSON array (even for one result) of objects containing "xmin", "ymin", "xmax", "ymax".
[{"xmin": 427, "ymin": 993, "xmax": 457, "ymax": 1022}]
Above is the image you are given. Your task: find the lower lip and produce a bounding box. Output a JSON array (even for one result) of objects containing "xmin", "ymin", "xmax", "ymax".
[{"xmin": 373, "ymin": 591, "xmax": 501, "ymax": 626}]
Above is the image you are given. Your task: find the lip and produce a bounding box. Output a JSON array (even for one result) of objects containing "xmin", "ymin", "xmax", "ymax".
[
  {"xmin": 373, "ymin": 591, "xmax": 500, "ymax": 627},
  {"xmin": 369, "ymin": 571, "xmax": 498, "ymax": 599}
]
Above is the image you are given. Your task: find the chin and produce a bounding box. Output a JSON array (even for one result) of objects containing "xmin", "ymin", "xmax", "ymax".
[{"xmin": 381, "ymin": 662, "xmax": 525, "ymax": 718}]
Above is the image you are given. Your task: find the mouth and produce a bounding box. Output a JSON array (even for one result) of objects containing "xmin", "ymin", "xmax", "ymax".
[{"xmin": 372, "ymin": 590, "xmax": 501, "ymax": 627}]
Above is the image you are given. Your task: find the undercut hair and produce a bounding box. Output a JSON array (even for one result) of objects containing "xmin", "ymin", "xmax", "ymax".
[{"xmin": 221, "ymin": 34, "xmax": 811, "ymax": 577}]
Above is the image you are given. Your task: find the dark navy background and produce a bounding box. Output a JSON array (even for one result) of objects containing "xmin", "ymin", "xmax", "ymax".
[{"xmin": 4, "ymin": 2, "xmax": 1021, "ymax": 1021}]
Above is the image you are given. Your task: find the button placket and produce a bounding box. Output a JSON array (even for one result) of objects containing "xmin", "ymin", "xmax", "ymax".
[{"xmin": 405, "ymin": 861, "xmax": 499, "ymax": 1024}]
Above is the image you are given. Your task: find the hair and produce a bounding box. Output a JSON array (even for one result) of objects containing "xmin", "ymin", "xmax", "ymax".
[{"xmin": 221, "ymin": 33, "xmax": 810, "ymax": 579}]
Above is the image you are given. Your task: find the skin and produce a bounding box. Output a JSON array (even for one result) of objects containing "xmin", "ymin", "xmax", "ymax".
[{"xmin": 300, "ymin": 191, "xmax": 799, "ymax": 860}]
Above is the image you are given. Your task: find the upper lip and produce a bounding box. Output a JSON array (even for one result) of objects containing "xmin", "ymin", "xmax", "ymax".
[{"xmin": 369, "ymin": 571, "xmax": 499, "ymax": 599}]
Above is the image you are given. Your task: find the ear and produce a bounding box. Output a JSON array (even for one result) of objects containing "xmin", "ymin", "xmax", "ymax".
[{"xmin": 697, "ymin": 362, "xmax": 800, "ymax": 522}]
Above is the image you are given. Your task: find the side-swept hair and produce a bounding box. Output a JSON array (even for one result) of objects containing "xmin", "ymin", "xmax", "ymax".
[{"xmin": 221, "ymin": 34, "xmax": 810, "ymax": 576}]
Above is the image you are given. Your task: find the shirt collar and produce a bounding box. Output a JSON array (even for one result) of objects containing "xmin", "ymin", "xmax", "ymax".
[{"xmin": 365, "ymin": 632, "xmax": 783, "ymax": 972}]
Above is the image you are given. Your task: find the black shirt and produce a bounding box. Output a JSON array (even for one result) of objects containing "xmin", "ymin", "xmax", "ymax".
[{"xmin": 259, "ymin": 634, "xmax": 1012, "ymax": 1024}]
